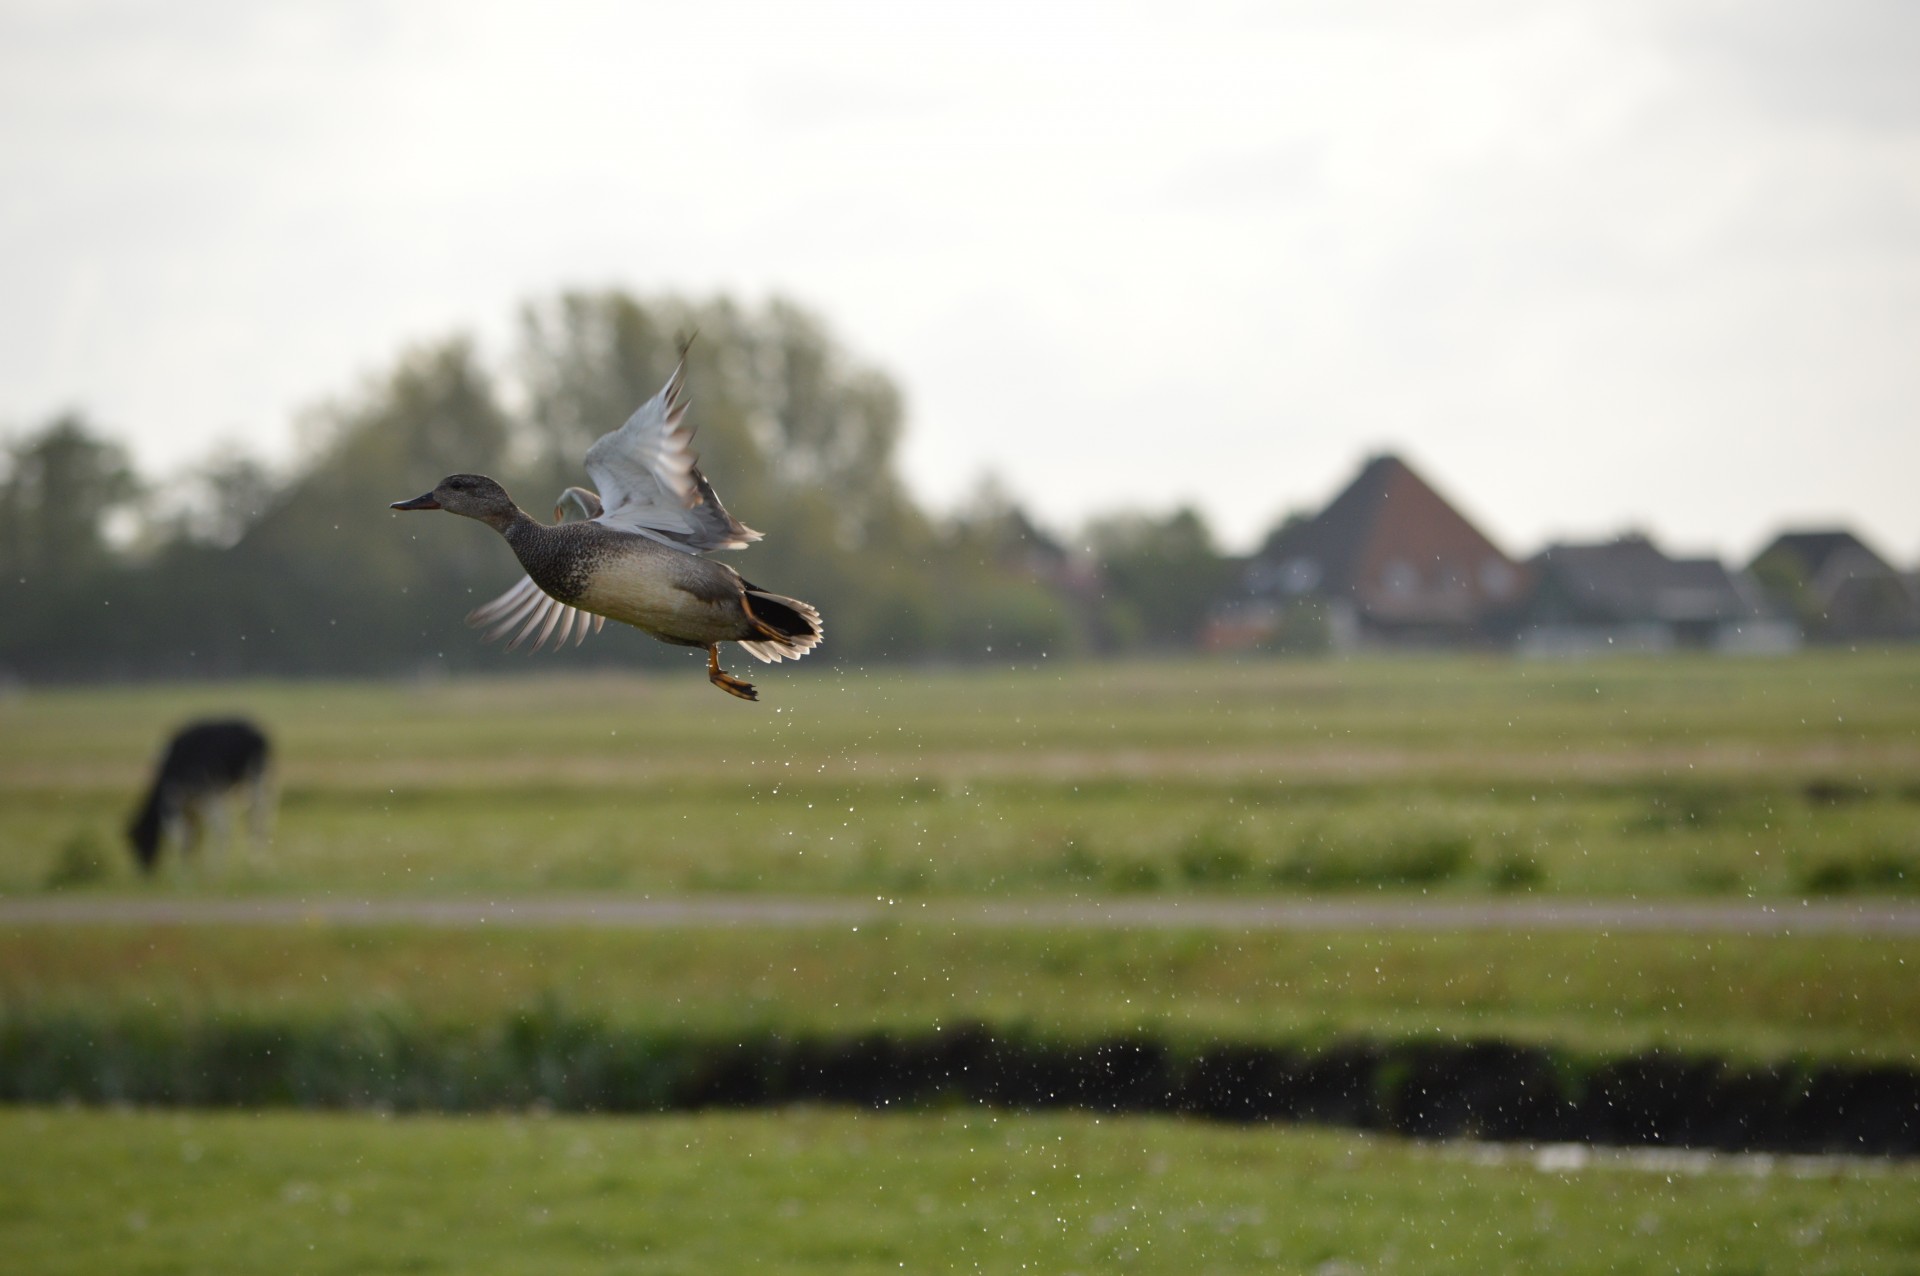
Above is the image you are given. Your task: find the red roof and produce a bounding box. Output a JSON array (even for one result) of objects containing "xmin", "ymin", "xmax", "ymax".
[{"xmin": 1248, "ymin": 454, "xmax": 1523, "ymax": 631}]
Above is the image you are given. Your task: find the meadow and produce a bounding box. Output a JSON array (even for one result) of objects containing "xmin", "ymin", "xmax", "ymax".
[
  {"xmin": 5, "ymin": 653, "xmax": 1918, "ymax": 1269},
  {"xmin": 5, "ymin": 925, "xmax": 1915, "ymax": 1066},
  {"xmin": 5, "ymin": 651, "xmax": 1919, "ymax": 899},
  {"xmin": 6, "ymin": 1107, "xmax": 1916, "ymax": 1274}
]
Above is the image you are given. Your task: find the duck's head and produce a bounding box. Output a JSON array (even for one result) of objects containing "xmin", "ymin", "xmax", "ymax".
[{"xmin": 391, "ymin": 474, "xmax": 519, "ymax": 528}]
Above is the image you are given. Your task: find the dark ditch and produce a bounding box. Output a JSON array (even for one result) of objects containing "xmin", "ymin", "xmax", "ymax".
[
  {"xmin": 4, "ymin": 1018, "xmax": 1916, "ymax": 1156},
  {"xmin": 674, "ymin": 1032, "xmax": 1918, "ymax": 1156}
]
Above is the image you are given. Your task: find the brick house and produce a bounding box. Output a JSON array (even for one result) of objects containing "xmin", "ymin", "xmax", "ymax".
[{"xmin": 1216, "ymin": 453, "xmax": 1527, "ymax": 650}]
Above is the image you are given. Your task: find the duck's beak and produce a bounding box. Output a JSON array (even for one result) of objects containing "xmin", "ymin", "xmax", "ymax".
[{"xmin": 390, "ymin": 492, "xmax": 440, "ymax": 511}]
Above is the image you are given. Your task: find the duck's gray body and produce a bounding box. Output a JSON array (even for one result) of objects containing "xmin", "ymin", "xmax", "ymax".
[
  {"xmin": 502, "ymin": 514, "xmax": 799, "ymax": 651},
  {"xmin": 391, "ymin": 348, "xmax": 821, "ymax": 700}
]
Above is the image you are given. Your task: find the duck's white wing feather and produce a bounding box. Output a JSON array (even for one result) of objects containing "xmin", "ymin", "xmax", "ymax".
[
  {"xmin": 465, "ymin": 574, "xmax": 603, "ymax": 653},
  {"xmin": 582, "ymin": 354, "xmax": 761, "ymax": 553}
]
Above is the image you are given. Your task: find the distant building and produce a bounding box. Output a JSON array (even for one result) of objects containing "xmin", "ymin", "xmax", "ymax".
[
  {"xmin": 1215, "ymin": 454, "xmax": 1526, "ymax": 650},
  {"xmin": 1750, "ymin": 529, "xmax": 1920, "ymax": 644},
  {"xmin": 1517, "ymin": 534, "xmax": 1796, "ymax": 655},
  {"xmin": 1754, "ymin": 530, "xmax": 1893, "ymax": 588}
]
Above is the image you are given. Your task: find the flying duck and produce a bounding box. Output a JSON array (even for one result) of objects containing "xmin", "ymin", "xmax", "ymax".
[{"xmin": 391, "ymin": 349, "xmax": 822, "ymax": 700}]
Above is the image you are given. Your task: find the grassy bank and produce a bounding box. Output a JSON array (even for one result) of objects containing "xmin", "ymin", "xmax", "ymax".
[
  {"xmin": 7, "ymin": 1108, "xmax": 1915, "ymax": 1274},
  {"xmin": 5, "ymin": 652, "xmax": 1919, "ymax": 899},
  {"xmin": 10, "ymin": 926, "xmax": 1915, "ymax": 1150}
]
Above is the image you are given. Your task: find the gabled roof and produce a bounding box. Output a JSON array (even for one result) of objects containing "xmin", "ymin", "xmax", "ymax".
[
  {"xmin": 1529, "ymin": 535, "xmax": 1759, "ymax": 625},
  {"xmin": 1254, "ymin": 453, "xmax": 1406, "ymax": 595},
  {"xmin": 1753, "ymin": 529, "xmax": 1895, "ymax": 588},
  {"xmin": 1245, "ymin": 454, "xmax": 1521, "ymax": 626}
]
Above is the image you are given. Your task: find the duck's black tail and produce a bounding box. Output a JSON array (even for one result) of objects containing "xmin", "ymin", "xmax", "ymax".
[{"xmin": 738, "ymin": 587, "xmax": 823, "ymax": 664}]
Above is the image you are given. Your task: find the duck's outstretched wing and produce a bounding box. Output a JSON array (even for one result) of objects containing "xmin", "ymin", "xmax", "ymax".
[
  {"xmin": 465, "ymin": 575, "xmax": 605, "ymax": 653},
  {"xmin": 463, "ymin": 487, "xmax": 607, "ymax": 654},
  {"xmin": 581, "ymin": 352, "xmax": 761, "ymax": 553}
]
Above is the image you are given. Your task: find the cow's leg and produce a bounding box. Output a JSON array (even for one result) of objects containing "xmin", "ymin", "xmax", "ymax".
[{"xmin": 245, "ymin": 767, "xmax": 276, "ymax": 853}]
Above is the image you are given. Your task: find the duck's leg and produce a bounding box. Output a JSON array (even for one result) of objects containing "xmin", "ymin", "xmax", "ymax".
[{"xmin": 706, "ymin": 644, "xmax": 758, "ymax": 701}]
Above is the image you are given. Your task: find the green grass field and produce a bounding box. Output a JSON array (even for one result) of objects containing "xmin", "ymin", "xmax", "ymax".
[
  {"xmin": 6, "ymin": 1107, "xmax": 1915, "ymax": 1274},
  {"xmin": 5, "ymin": 656, "xmax": 1918, "ymax": 1269},
  {"xmin": 5, "ymin": 924, "xmax": 1914, "ymax": 1065},
  {"xmin": 5, "ymin": 652, "xmax": 1918, "ymax": 899}
]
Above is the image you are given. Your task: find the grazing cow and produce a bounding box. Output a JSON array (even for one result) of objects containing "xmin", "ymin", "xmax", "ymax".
[{"xmin": 127, "ymin": 719, "xmax": 273, "ymax": 874}]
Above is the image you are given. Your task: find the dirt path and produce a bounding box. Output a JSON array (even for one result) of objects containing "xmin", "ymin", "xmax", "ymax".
[{"xmin": 3, "ymin": 895, "xmax": 1916, "ymax": 935}]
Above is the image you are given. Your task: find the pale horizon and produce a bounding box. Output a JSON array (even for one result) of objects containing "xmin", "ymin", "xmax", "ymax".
[{"xmin": 3, "ymin": 0, "xmax": 1917, "ymax": 564}]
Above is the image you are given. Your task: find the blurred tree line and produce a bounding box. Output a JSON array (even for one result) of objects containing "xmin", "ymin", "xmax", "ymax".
[{"xmin": 0, "ymin": 291, "xmax": 1245, "ymax": 681}]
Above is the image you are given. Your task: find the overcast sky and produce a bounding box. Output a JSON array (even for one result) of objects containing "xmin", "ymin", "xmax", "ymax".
[{"xmin": 3, "ymin": 0, "xmax": 1917, "ymax": 560}]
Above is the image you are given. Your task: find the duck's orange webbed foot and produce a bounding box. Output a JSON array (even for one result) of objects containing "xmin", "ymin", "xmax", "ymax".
[{"xmin": 706, "ymin": 645, "xmax": 758, "ymax": 701}]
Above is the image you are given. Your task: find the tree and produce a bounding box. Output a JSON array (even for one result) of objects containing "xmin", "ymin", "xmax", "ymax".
[
  {"xmin": 1748, "ymin": 546, "xmax": 1824, "ymax": 634},
  {"xmin": 211, "ymin": 337, "xmax": 523, "ymax": 674},
  {"xmin": 0, "ymin": 415, "xmax": 140, "ymax": 579},
  {"xmin": 1085, "ymin": 507, "xmax": 1236, "ymax": 649},
  {"xmin": 154, "ymin": 451, "xmax": 281, "ymax": 550},
  {"xmin": 3, "ymin": 289, "xmax": 1174, "ymax": 678}
]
